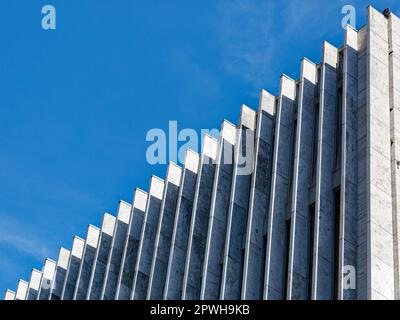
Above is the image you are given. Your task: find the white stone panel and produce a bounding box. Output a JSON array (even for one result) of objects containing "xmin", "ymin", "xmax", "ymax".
[
  {"xmin": 28, "ymin": 269, "xmax": 42, "ymax": 291},
  {"xmin": 221, "ymin": 120, "xmax": 237, "ymax": 145},
  {"xmin": 57, "ymin": 247, "xmax": 71, "ymax": 270},
  {"xmin": 149, "ymin": 176, "xmax": 165, "ymax": 200},
  {"xmin": 370, "ymin": 221, "xmax": 395, "ymax": 267},
  {"xmin": 167, "ymin": 163, "xmax": 182, "ymax": 187},
  {"xmin": 322, "ymin": 41, "xmax": 338, "ymax": 68},
  {"xmin": 302, "ymin": 58, "xmax": 317, "ymax": 84},
  {"xmin": 280, "ymin": 74, "xmax": 296, "ymax": 100},
  {"xmin": 240, "ymin": 105, "xmax": 257, "ymax": 130},
  {"xmin": 184, "ymin": 149, "xmax": 200, "ymax": 174},
  {"xmin": 15, "ymin": 280, "xmax": 28, "ymax": 300},
  {"xmin": 259, "ymin": 89, "xmax": 276, "ymax": 115},
  {"xmin": 71, "ymin": 237, "xmax": 85, "ymax": 259},
  {"xmin": 102, "ymin": 213, "xmax": 116, "ymax": 236},
  {"xmin": 370, "ymin": 254, "xmax": 395, "ymax": 299},
  {"xmin": 368, "ymin": 6, "xmax": 388, "ymax": 42},
  {"xmin": 42, "ymin": 259, "xmax": 56, "ymax": 281},
  {"xmin": 346, "ymin": 25, "xmax": 359, "ymax": 50},
  {"xmin": 203, "ymin": 134, "xmax": 218, "ymax": 160},
  {"xmin": 358, "ymin": 26, "xmax": 368, "ymax": 53},
  {"xmin": 117, "ymin": 200, "xmax": 132, "ymax": 224},
  {"xmin": 86, "ymin": 225, "xmax": 100, "ymax": 248},
  {"xmin": 133, "ymin": 188, "xmax": 148, "ymax": 211},
  {"xmin": 4, "ymin": 290, "xmax": 15, "ymax": 300}
]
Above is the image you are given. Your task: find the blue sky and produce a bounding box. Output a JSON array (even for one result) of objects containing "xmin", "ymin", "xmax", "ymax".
[{"xmin": 1, "ymin": 0, "xmax": 399, "ymax": 295}]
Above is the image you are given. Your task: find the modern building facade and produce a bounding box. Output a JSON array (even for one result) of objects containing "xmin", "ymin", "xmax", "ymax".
[{"xmin": 4, "ymin": 6, "xmax": 400, "ymax": 300}]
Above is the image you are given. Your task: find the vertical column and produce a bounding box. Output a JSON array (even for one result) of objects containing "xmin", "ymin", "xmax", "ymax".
[
  {"xmin": 37, "ymin": 259, "xmax": 56, "ymax": 300},
  {"xmin": 101, "ymin": 201, "xmax": 132, "ymax": 300},
  {"xmin": 49, "ymin": 248, "xmax": 70, "ymax": 300},
  {"xmin": 87, "ymin": 213, "xmax": 116, "ymax": 300},
  {"xmin": 61, "ymin": 236, "xmax": 85, "ymax": 299},
  {"xmin": 365, "ymin": 6, "xmax": 394, "ymax": 300},
  {"xmin": 4, "ymin": 290, "xmax": 15, "ymax": 300},
  {"xmin": 73, "ymin": 225, "xmax": 100, "ymax": 300},
  {"xmin": 15, "ymin": 279, "xmax": 28, "ymax": 300},
  {"xmin": 314, "ymin": 41, "xmax": 338, "ymax": 300},
  {"xmin": 389, "ymin": 10, "xmax": 400, "ymax": 300},
  {"xmin": 220, "ymin": 106, "xmax": 256, "ymax": 300},
  {"xmin": 287, "ymin": 58, "xmax": 317, "ymax": 300},
  {"xmin": 148, "ymin": 163, "xmax": 182, "ymax": 299},
  {"xmin": 356, "ymin": 23, "xmax": 369, "ymax": 300},
  {"xmin": 202, "ymin": 120, "xmax": 236, "ymax": 300},
  {"xmin": 115, "ymin": 189, "xmax": 148, "ymax": 300},
  {"xmin": 164, "ymin": 150, "xmax": 200, "ymax": 300},
  {"xmin": 181, "ymin": 132, "xmax": 220, "ymax": 299},
  {"xmin": 339, "ymin": 26, "xmax": 359, "ymax": 300},
  {"xmin": 242, "ymin": 90, "xmax": 276, "ymax": 300},
  {"xmin": 131, "ymin": 176, "xmax": 165, "ymax": 300},
  {"xmin": 264, "ymin": 75, "xmax": 297, "ymax": 299},
  {"xmin": 26, "ymin": 269, "xmax": 42, "ymax": 300}
]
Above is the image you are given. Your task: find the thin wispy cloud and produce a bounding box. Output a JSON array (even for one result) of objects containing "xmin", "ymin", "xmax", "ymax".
[
  {"xmin": 283, "ymin": 0, "xmax": 341, "ymax": 35},
  {"xmin": 215, "ymin": 0, "xmax": 276, "ymax": 89},
  {"xmin": 0, "ymin": 213, "xmax": 51, "ymax": 259},
  {"xmin": 0, "ymin": 252, "xmax": 27, "ymax": 280},
  {"xmin": 214, "ymin": 0, "xmax": 343, "ymax": 92}
]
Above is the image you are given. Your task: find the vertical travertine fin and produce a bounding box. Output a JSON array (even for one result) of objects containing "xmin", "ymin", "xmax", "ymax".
[
  {"xmin": 48, "ymin": 247, "xmax": 70, "ymax": 300},
  {"xmin": 242, "ymin": 89, "xmax": 276, "ymax": 300},
  {"xmin": 61, "ymin": 236, "xmax": 85, "ymax": 299},
  {"xmin": 164, "ymin": 150, "xmax": 200, "ymax": 300},
  {"xmin": 101, "ymin": 200, "xmax": 133, "ymax": 300},
  {"xmin": 26, "ymin": 269, "xmax": 42, "ymax": 300},
  {"xmin": 184, "ymin": 121, "xmax": 234, "ymax": 300},
  {"xmin": 116, "ymin": 188, "xmax": 148, "ymax": 300},
  {"xmin": 131, "ymin": 176, "xmax": 165, "ymax": 299},
  {"xmin": 87, "ymin": 213, "xmax": 116, "ymax": 300},
  {"xmin": 365, "ymin": 6, "xmax": 394, "ymax": 300},
  {"xmin": 202, "ymin": 118, "xmax": 237, "ymax": 300},
  {"xmin": 340, "ymin": 25, "xmax": 359, "ymax": 300},
  {"xmin": 389, "ymin": 10, "xmax": 400, "ymax": 301},
  {"xmin": 37, "ymin": 258, "xmax": 56, "ymax": 300},
  {"xmin": 264, "ymin": 74, "xmax": 297, "ymax": 299},
  {"xmin": 73, "ymin": 225, "xmax": 100, "ymax": 300},
  {"xmin": 219, "ymin": 106, "xmax": 256, "ymax": 300},
  {"xmin": 287, "ymin": 58, "xmax": 318, "ymax": 300},
  {"xmin": 181, "ymin": 134, "xmax": 218, "ymax": 299},
  {"xmin": 314, "ymin": 41, "xmax": 339, "ymax": 300},
  {"xmin": 148, "ymin": 163, "xmax": 182, "ymax": 299},
  {"xmin": 356, "ymin": 22, "xmax": 369, "ymax": 300}
]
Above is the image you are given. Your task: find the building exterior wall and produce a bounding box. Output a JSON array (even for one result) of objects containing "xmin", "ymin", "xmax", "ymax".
[{"xmin": 6, "ymin": 5, "xmax": 400, "ymax": 301}]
